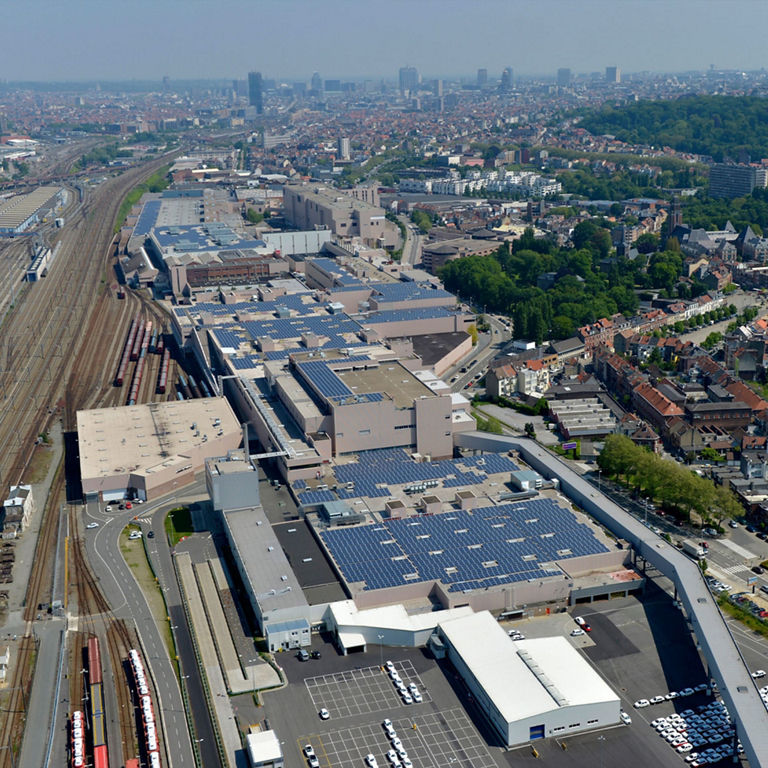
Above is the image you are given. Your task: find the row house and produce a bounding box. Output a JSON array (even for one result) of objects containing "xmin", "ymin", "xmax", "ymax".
[{"xmin": 631, "ymin": 381, "xmax": 685, "ymax": 432}]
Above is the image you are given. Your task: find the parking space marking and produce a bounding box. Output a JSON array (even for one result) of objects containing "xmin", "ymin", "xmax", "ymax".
[
  {"xmin": 299, "ymin": 709, "xmax": 497, "ymax": 768},
  {"xmin": 305, "ymin": 661, "xmax": 432, "ymax": 718}
]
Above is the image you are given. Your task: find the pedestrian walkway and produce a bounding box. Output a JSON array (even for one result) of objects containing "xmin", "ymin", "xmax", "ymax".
[{"xmin": 176, "ymin": 553, "xmax": 243, "ymax": 768}]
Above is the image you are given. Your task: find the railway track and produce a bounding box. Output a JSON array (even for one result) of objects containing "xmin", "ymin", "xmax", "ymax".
[{"xmin": 0, "ymin": 150, "xmax": 180, "ymax": 768}]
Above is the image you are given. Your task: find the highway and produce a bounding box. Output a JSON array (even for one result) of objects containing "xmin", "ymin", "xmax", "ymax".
[
  {"xmin": 456, "ymin": 431, "xmax": 768, "ymax": 768},
  {"xmin": 83, "ymin": 492, "xmax": 220, "ymax": 768}
]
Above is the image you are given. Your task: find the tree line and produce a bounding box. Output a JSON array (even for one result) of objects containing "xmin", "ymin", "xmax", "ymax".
[
  {"xmin": 597, "ymin": 435, "xmax": 741, "ymax": 528},
  {"xmin": 579, "ymin": 95, "xmax": 768, "ymax": 162},
  {"xmin": 437, "ymin": 225, "xmax": 698, "ymax": 343}
]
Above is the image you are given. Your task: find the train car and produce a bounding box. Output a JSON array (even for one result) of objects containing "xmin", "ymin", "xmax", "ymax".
[
  {"xmin": 199, "ymin": 377, "xmax": 212, "ymax": 398},
  {"xmin": 148, "ymin": 328, "xmax": 158, "ymax": 355},
  {"xmin": 139, "ymin": 321, "xmax": 152, "ymax": 360},
  {"xmin": 176, "ymin": 391, "xmax": 184, "ymax": 401},
  {"xmin": 188, "ymin": 375, "xmax": 202, "ymax": 399},
  {"xmin": 128, "ymin": 354, "xmax": 145, "ymax": 406},
  {"xmin": 178, "ymin": 372, "xmax": 191, "ymax": 399},
  {"xmin": 149, "ymin": 752, "xmax": 162, "ymax": 768},
  {"xmin": 156, "ymin": 348, "xmax": 170, "ymax": 394},
  {"xmin": 87, "ymin": 637, "xmax": 102, "ymax": 685},
  {"xmin": 71, "ymin": 710, "xmax": 85, "ymax": 768},
  {"xmin": 130, "ymin": 321, "xmax": 145, "ymax": 361},
  {"xmin": 155, "ymin": 334, "xmax": 165, "ymax": 355},
  {"xmin": 115, "ymin": 315, "xmax": 140, "ymax": 386},
  {"xmin": 93, "ymin": 744, "xmax": 109, "ymax": 768}
]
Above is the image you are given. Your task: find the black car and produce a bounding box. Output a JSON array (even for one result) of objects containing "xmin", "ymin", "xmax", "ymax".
[
  {"xmin": 752, "ymin": 565, "xmax": 765, "ymax": 575},
  {"xmin": 759, "ymin": 532, "xmax": 768, "ymax": 541},
  {"xmin": 310, "ymin": 650, "xmax": 321, "ymax": 659},
  {"xmin": 147, "ymin": 531, "xmax": 155, "ymax": 539},
  {"xmin": 747, "ymin": 524, "xmax": 757, "ymax": 533}
]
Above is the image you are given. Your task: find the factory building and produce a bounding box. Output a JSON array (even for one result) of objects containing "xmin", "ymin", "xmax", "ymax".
[
  {"xmin": 437, "ymin": 611, "xmax": 620, "ymax": 746},
  {"xmin": 0, "ymin": 186, "xmax": 64, "ymax": 235},
  {"xmin": 77, "ymin": 398, "xmax": 241, "ymax": 501}
]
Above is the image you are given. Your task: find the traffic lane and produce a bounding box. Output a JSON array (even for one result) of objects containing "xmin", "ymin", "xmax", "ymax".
[{"xmin": 91, "ymin": 514, "xmax": 197, "ymax": 768}]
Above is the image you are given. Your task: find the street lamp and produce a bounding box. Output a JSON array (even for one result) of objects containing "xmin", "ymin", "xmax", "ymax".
[{"xmin": 378, "ymin": 634, "xmax": 384, "ymax": 669}]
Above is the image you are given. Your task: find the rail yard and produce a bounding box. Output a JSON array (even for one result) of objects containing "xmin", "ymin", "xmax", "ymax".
[{"xmin": 0, "ymin": 150, "xmax": 183, "ymax": 768}]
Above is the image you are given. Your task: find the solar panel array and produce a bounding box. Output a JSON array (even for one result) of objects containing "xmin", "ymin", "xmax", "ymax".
[
  {"xmin": 298, "ymin": 489, "xmax": 337, "ymax": 504},
  {"xmin": 230, "ymin": 355, "xmax": 263, "ymax": 370},
  {"xmin": 297, "ymin": 361, "xmax": 353, "ymax": 398},
  {"xmin": 242, "ymin": 314, "xmax": 361, "ymax": 345},
  {"xmin": 212, "ymin": 328, "xmax": 245, "ymax": 350},
  {"xmin": 319, "ymin": 499, "xmax": 609, "ymax": 592},
  {"xmin": 371, "ymin": 281, "xmax": 453, "ymax": 304},
  {"xmin": 134, "ymin": 200, "xmax": 161, "ymax": 236},
  {"xmin": 153, "ymin": 224, "xmax": 266, "ymax": 253},
  {"xmin": 333, "ymin": 448, "xmax": 519, "ymax": 493},
  {"xmin": 364, "ymin": 306, "xmax": 456, "ymax": 324}
]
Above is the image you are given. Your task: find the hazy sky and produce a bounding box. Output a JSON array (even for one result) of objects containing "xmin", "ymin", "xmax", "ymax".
[{"xmin": 5, "ymin": 0, "xmax": 768, "ymax": 82}]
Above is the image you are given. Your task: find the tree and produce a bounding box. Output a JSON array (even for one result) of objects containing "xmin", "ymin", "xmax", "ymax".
[
  {"xmin": 524, "ymin": 422, "xmax": 536, "ymax": 438},
  {"xmin": 245, "ymin": 208, "xmax": 264, "ymax": 224},
  {"xmin": 635, "ymin": 233, "xmax": 660, "ymax": 254},
  {"xmin": 467, "ymin": 324, "xmax": 479, "ymax": 346}
]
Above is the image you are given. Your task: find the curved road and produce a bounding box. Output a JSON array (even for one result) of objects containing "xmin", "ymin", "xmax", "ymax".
[{"xmin": 84, "ymin": 495, "xmax": 220, "ymax": 768}]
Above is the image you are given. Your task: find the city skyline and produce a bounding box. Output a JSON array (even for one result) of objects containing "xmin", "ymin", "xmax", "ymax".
[{"xmin": 5, "ymin": 0, "xmax": 768, "ymax": 82}]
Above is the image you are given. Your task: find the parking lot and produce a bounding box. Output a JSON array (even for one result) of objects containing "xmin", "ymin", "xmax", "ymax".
[
  {"xmin": 305, "ymin": 661, "xmax": 432, "ymax": 718},
  {"xmin": 299, "ymin": 709, "xmax": 497, "ymax": 768}
]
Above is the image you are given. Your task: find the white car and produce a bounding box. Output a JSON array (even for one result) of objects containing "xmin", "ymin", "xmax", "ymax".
[
  {"xmin": 394, "ymin": 745, "xmax": 407, "ymax": 760},
  {"xmin": 386, "ymin": 750, "xmax": 400, "ymax": 766},
  {"xmin": 401, "ymin": 691, "xmax": 413, "ymax": 704},
  {"xmin": 385, "ymin": 660, "xmax": 395, "ymax": 672},
  {"xmin": 412, "ymin": 690, "xmax": 422, "ymax": 703},
  {"xmin": 129, "ymin": 531, "xmax": 142, "ymax": 540},
  {"xmin": 620, "ymin": 710, "xmax": 631, "ymax": 725},
  {"xmin": 650, "ymin": 695, "xmax": 666, "ymax": 705},
  {"xmin": 401, "ymin": 760, "xmax": 413, "ymax": 768},
  {"xmin": 365, "ymin": 755, "xmax": 378, "ymax": 768},
  {"xmin": 751, "ymin": 670, "xmax": 766, "ymax": 679},
  {"xmin": 308, "ymin": 758, "xmax": 319, "ymax": 768},
  {"xmin": 319, "ymin": 708, "xmax": 330, "ymax": 720},
  {"xmin": 104, "ymin": 505, "xmax": 112, "ymax": 512},
  {"xmin": 304, "ymin": 746, "xmax": 316, "ymax": 759},
  {"xmin": 391, "ymin": 738, "xmax": 403, "ymax": 751},
  {"xmin": 570, "ymin": 628, "xmax": 585, "ymax": 637},
  {"xmin": 86, "ymin": 522, "xmax": 99, "ymax": 529},
  {"xmin": 382, "ymin": 719, "xmax": 396, "ymax": 738},
  {"xmin": 634, "ymin": 699, "xmax": 650, "ymax": 708},
  {"xmin": 389, "ymin": 669, "xmax": 401, "ymax": 682}
]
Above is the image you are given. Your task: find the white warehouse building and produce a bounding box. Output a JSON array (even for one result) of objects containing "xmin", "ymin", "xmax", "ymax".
[{"xmin": 437, "ymin": 612, "xmax": 620, "ymax": 746}]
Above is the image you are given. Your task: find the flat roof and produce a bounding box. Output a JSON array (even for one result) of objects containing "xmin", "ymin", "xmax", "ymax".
[
  {"xmin": 76, "ymin": 398, "xmax": 240, "ymax": 480},
  {"xmin": 0, "ymin": 186, "xmax": 61, "ymax": 227},
  {"xmin": 223, "ymin": 505, "xmax": 308, "ymax": 613},
  {"xmin": 246, "ymin": 730, "xmax": 282, "ymax": 763},
  {"xmin": 439, "ymin": 612, "xmax": 618, "ymax": 723},
  {"xmin": 336, "ymin": 362, "xmax": 434, "ymax": 408}
]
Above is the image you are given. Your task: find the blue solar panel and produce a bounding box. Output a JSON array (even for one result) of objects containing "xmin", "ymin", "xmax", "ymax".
[
  {"xmin": 318, "ymin": 498, "xmax": 609, "ymax": 591},
  {"xmin": 134, "ymin": 200, "xmax": 161, "ymax": 236},
  {"xmin": 297, "ymin": 361, "xmax": 353, "ymax": 398}
]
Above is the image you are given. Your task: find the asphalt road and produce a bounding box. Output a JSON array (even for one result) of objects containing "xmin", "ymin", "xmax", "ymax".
[{"xmin": 84, "ymin": 496, "xmax": 207, "ymax": 768}]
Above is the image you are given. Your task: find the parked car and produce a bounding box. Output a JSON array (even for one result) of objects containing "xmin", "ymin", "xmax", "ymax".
[
  {"xmin": 319, "ymin": 708, "xmax": 330, "ymax": 720},
  {"xmin": 620, "ymin": 710, "xmax": 632, "ymax": 725},
  {"xmin": 297, "ymin": 649, "xmax": 309, "ymax": 661}
]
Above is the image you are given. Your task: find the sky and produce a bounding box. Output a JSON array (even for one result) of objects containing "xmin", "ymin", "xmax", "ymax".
[{"xmin": 4, "ymin": 0, "xmax": 768, "ymax": 82}]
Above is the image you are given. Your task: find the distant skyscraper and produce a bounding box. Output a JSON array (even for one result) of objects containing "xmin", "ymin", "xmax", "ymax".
[
  {"xmin": 477, "ymin": 68, "xmax": 488, "ymax": 87},
  {"xmin": 557, "ymin": 68, "xmax": 572, "ymax": 87},
  {"xmin": 433, "ymin": 79, "xmax": 443, "ymax": 97},
  {"xmin": 500, "ymin": 67, "xmax": 513, "ymax": 91},
  {"xmin": 399, "ymin": 66, "xmax": 419, "ymax": 94},
  {"xmin": 162, "ymin": 75, "xmax": 170, "ymax": 92},
  {"xmin": 338, "ymin": 137, "xmax": 350, "ymax": 160},
  {"xmin": 605, "ymin": 66, "xmax": 621, "ymax": 83},
  {"xmin": 310, "ymin": 71, "xmax": 323, "ymax": 93},
  {"xmin": 248, "ymin": 71, "xmax": 263, "ymax": 113}
]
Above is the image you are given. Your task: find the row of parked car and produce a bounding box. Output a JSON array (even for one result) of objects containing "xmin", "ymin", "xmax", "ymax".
[
  {"xmin": 634, "ymin": 683, "xmax": 710, "ymax": 708},
  {"xmin": 729, "ymin": 591, "xmax": 768, "ymax": 621},
  {"xmin": 365, "ymin": 718, "xmax": 413, "ymax": 768},
  {"xmin": 385, "ymin": 660, "xmax": 422, "ymax": 704},
  {"xmin": 650, "ymin": 701, "xmax": 744, "ymax": 766}
]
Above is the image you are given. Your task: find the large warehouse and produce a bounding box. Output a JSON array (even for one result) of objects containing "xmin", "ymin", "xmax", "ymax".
[
  {"xmin": 77, "ymin": 398, "xmax": 242, "ymax": 501},
  {"xmin": 437, "ymin": 611, "xmax": 620, "ymax": 746}
]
